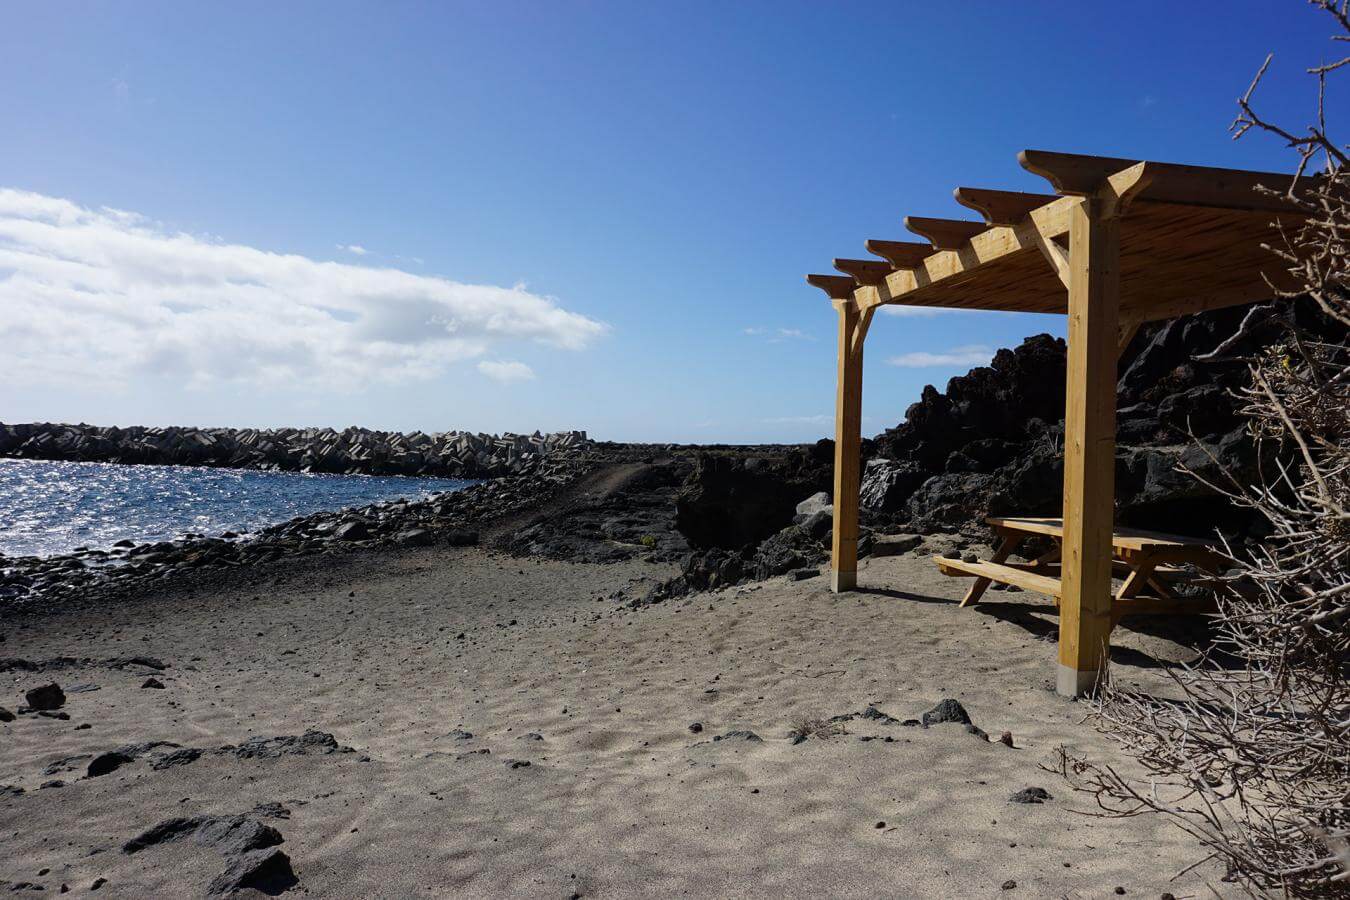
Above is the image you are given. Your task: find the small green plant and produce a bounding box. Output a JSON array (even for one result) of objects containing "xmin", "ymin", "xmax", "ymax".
[{"xmin": 639, "ymin": 534, "xmax": 657, "ymax": 548}]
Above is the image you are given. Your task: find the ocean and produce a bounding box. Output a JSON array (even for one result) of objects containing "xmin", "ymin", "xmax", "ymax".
[{"xmin": 0, "ymin": 458, "xmax": 474, "ymax": 558}]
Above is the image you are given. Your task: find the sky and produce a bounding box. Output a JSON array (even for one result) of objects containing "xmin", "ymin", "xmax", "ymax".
[{"xmin": 0, "ymin": 2, "xmax": 1336, "ymax": 443}]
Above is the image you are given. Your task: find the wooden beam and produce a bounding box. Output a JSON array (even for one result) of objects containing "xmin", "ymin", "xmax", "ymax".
[
  {"xmin": 833, "ymin": 258, "xmax": 892, "ymax": 286},
  {"xmin": 904, "ymin": 216, "xmax": 988, "ymax": 250},
  {"xmin": 806, "ymin": 274, "xmax": 857, "ymax": 301},
  {"xmin": 863, "ymin": 196, "xmax": 1080, "ymax": 312},
  {"xmin": 831, "ymin": 300, "xmax": 864, "ymax": 593},
  {"xmin": 954, "ymin": 188, "xmax": 1058, "ymax": 226},
  {"xmin": 1019, "ymin": 149, "xmax": 1309, "ymax": 213},
  {"xmin": 1057, "ymin": 195, "xmax": 1121, "ymax": 698},
  {"xmin": 865, "ymin": 239, "xmax": 935, "ymax": 269},
  {"xmin": 1129, "ymin": 280, "xmax": 1276, "ymax": 322}
]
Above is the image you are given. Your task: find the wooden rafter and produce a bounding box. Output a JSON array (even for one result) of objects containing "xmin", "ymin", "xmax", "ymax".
[
  {"xmin": 865, "ymin": 239, "xmax": 935, "ymax": 269},
  {"xmin": 861, "ymin": 196, "xmax": 1079, "ymax": 312},
  {"xmin": 833, "ymin": 258, "xmax": 892, "ymax": 286},
  {"xmin": 954, "ymin": 188, "xmax": 1058, "ymax": 226},
  {"xmin": 805, "ymin": 274, "xmax": 857, "ymax": 301},
  {"xmin": 1019, "ymin": 149, "xmax": 1308, "ymax": 212},
  {"xmin": 903, "ymin": 216, "xmax": 988, "ymax": 250}
]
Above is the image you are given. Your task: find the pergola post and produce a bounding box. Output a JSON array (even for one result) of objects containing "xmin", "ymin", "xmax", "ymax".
[
  {"xmin": 1057, "ymin": 196, "xmax": 1121, "ymax": 697},
  {"xmin": 831, "ymin": 299, "xmax": 864, "ymax": 592}
]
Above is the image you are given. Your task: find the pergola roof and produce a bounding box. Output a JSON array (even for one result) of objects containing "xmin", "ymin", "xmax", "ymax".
[
  {"xmin": 808, "ymin": 150, "xmax": 1312, "ymax": 321},
  {"xmin": 808, "ymin": 149, "xmax": 1318, "ymax": 697}
]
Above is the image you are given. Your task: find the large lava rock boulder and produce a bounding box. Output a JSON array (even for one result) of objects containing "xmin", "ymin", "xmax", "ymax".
[
  {"xmin": 859, "ymin": 458, "xmax": 929, "ymax": 512},
  {"xmin": 751, "ymin": 524, "xmax": 827, "ymax": 580}
]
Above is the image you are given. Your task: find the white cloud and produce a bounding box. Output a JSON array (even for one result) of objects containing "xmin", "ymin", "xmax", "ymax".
[
  {"xmin": 879, "ymin": 305, "xmax": 977, "ymax": 317},
  {"xmin": 743, "ymin": 326, "xmax": 815, "ymax": 342},
  {"xmin": 0, "ymin": 189, "xmax": 608, "ymax": 389},
  {"xmin": 476, "ymin": 359, "xmax": 535, "ymax": 384},
  {"xmin": 761, "ymin": 414, "xmax": 832, "ymax": 425},
  {"xmin": 338, "ymin": 243, "xmax": 368, "ymax": 256},
  {"xmin": 887, "ymin": 345, "xmax": 993, "ymax": 368}
]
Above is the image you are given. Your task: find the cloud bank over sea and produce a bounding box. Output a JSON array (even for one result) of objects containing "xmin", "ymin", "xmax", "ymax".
[{"xmin": 0, "ymin": 189, "xmax": 608, "ymax": 390}]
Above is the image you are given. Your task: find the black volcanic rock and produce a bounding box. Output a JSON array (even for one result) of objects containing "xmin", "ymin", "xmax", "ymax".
[
  {"xmin": 675, "ymin": 454, "xmax": 829, "ymax": 550},
  {"xmin": 24, "ymin": 683, "xmax": 65, "ymax": 711},
  {"xmin": 869, "ymin": 300, "xmax": 1343, "ymax": 541}
]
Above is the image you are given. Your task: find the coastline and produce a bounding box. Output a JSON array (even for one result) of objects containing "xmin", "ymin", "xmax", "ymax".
[{"xmin": 0, "ymin": 423, "xmax": 590, "ymax": 479}]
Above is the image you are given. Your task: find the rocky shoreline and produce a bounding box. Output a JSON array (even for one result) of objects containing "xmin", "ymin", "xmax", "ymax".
[
  {"xmin": 0, "ymin": 455, "xmax": 593, "ymax": 614},
  {"xmin": 0, "ymin": 423, "xmax": 591, "ymax": 479},
  {"xmin": 8, "ymin": 302, "xmax": 1332, "ymax": 618}
]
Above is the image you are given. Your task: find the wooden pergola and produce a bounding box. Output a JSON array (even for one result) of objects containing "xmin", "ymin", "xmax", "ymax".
[{"xmin": 807, "ymin": 150, "xmax": 1309, "ymax": 697}]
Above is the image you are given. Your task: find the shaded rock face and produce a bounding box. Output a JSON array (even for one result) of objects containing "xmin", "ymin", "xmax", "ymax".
[
  {"xmin": 870, "ymin": 300, "xmax": 1341, "ymax": 540},
  {"xmin": 675, "ymin": 454, "xmax": 830, "ymax": 551}
]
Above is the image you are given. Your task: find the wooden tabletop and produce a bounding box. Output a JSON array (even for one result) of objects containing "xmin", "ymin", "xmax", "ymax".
[{"xmin": 985, "ymin": 516, "xmax": 1216, "ymax": 552}]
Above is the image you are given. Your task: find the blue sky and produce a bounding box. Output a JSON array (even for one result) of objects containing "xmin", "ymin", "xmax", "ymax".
[{"xmin": 0, "ymin": 2, "xmax": 1333, "ymax": 442}]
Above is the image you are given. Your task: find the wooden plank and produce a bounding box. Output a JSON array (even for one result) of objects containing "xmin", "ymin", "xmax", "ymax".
[
  {"xmin": 864, "ymin": 239, "xmax": 934, "ymax": 269},
  {"xmin": 806, "ymin": 274, "xmax": 857, "ymax": 301},
  {"xmin": 955, "ymin": 188, "xmax": 1059, "ymax": 226},
  {"xmin": 935, "ymin": 556, "xmax": 1064, "ymax": 598},
  {"xmin": 1057, "ymin": 196, "xmax": 1121, "ymax": 698},
  {"xmin": 833, "ymin": 258, "xmax": 892, "ymax": 286},
  {"xmin": 831, "ymin": 301, "xmax": 864, "ymax": 592},
  {"xmin": 1019, "ymin": 149, "xmax": 1309, "ymax": 213},
  {"xmin": 904, "ymin": 216, "xmax": 989, "ymax": 250}
]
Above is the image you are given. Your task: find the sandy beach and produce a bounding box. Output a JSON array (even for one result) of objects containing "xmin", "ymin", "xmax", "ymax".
[{"xmin": 3, "ymin": 534, "xmax": 1232, "ymax": 898}]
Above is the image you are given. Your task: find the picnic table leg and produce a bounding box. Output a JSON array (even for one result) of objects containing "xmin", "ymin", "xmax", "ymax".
[
  {"xmin": 960, "ymin": 534, "xmax": 1021, "ymax": 607},
  {"xmin": 1031, "ymin": 543, "xmax": 1061, "ymax": 569},
  {"xmin": 1115, "ymin": 556, "xmax": 1157, "ymax": 602}
]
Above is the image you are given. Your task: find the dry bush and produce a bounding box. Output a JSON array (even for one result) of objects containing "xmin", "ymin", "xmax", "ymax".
[
  {"xmin": 1054, "ymin": 3, "xmax": 1349, "ymax": 896},
  {"xmin": 787, "ymin": 716, "xmax": 844, "ymax": 743}
]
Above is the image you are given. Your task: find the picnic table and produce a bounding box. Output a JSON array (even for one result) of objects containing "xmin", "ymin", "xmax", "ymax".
[{"xmin": 935, "ymin": 516, "xmax": 1224, "ymax": 626}]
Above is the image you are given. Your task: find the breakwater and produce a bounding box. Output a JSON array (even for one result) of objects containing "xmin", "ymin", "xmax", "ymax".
[{"xmin": 0, "ymin": 423, "xmax": 590, "ymax": 478}]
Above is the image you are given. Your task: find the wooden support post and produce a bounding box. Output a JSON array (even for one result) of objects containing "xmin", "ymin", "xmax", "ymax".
[
  {"xmin": 831, "ymin": 299, "xmax": 864, "ymax": 592},
  {"xmin": 1057, "ymin": 197, "xmax": 1121, "ymax": 698}
]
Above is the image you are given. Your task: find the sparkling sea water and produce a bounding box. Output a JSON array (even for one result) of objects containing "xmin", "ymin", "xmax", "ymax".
[{"xmin": 0, "ymin": 458, "xmax": 475, "ymax": 558}]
